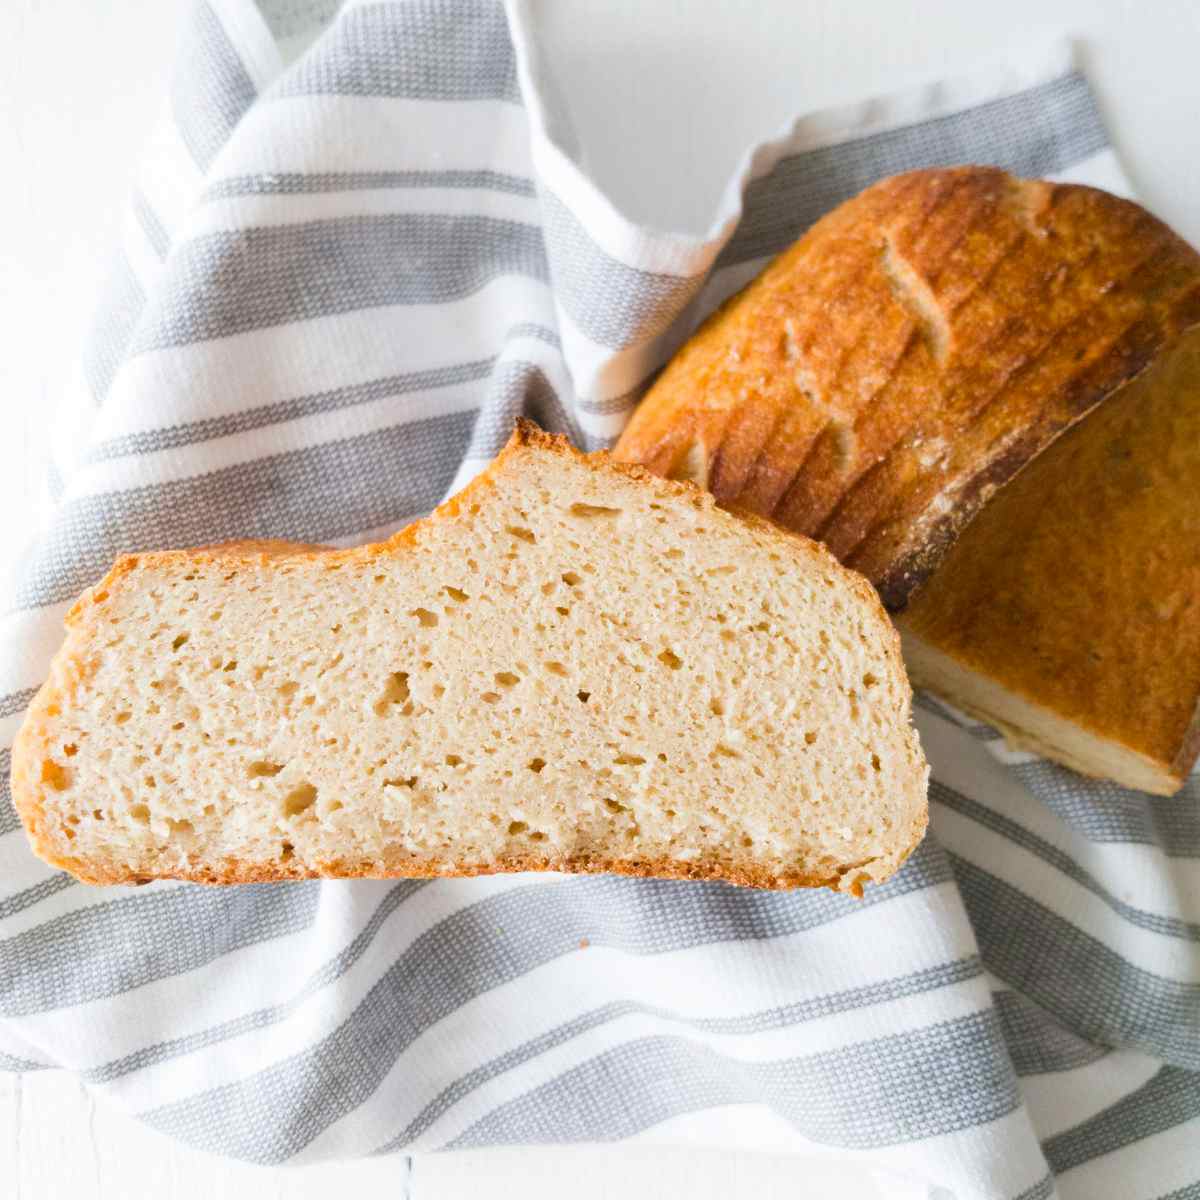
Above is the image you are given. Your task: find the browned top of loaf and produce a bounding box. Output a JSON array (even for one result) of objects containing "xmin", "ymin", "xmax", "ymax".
[
  {"xmin": 900, "ymin": 327, "xmax": 1200, "ymax": 788},
  {"xmin": 614, "ymin": 167, "xmax": 1200, "ymax": 609}
]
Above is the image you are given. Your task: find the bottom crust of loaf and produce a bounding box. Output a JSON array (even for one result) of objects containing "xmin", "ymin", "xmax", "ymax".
[{"xmin": 65, "ymin": 847, "xmax": 897, "ymax": 894}]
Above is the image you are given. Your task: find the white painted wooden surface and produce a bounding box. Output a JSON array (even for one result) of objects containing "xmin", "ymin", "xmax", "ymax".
[{"xmin": 2, "ymin": 1, "xmax": 1197, "ymax": 1196}]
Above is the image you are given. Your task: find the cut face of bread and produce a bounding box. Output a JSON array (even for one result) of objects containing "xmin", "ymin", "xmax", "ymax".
[
  {"xmin": 900, "ymin": 327, "xmax": 1200, "ymax": 795},
  {"xmin": 13, "ymin": 424, "xmax": 928, "ymax": 893}
]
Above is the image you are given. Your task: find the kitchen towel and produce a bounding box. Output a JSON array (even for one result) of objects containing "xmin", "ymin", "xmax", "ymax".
[{"xmin": 2, "ymin": 2, "xmax": 1197, "ymax": 1197}]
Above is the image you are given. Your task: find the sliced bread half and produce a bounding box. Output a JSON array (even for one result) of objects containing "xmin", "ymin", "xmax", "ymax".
[{"xmin": 13, "ymin": 423, "xmax": 928, "ymax": 892}]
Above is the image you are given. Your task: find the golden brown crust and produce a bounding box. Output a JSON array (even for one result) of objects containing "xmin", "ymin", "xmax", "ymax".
[
  {"xmin": 59, "ymin": 849, "xmax": 903, "ymax": 896},
  {"xmin": 901, "ymin": 327, "xmax": 1200, "ymax": 791},
  {"xmin": 613, "ymin": 168, "xmax": 1200, "ymax": 610},
  {"xmin": 55, "ymin": 809, "xmax": 928, "ymax": 895},
  {"xmin": 14, "ymin": 419, "xmax": 925, "ymax": 893}
]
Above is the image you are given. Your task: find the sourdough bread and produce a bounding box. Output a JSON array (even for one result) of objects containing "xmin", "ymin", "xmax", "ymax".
[
  {"xmin": 614, "ymin": 168, "xmax": 1200, "ymax": 793},
  {"xmin": 900, "ymin": 326, "xmax": 1200, "ymax": 795},
  {"xmin": 13, "ymin": 423, "xmax": 928, "ymax": 892},
  {"xmin": 614, "ymin": 167, "xmax": 1200, "ymax": 608}
]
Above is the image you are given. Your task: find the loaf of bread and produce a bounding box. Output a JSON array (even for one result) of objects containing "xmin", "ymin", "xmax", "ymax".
[
  {"xmin": 900, "ymin": 326, "xmax": 1200, "ymax": 794},
  {"xmin": 615, "ymin": 168, "xmax": 1200, "ymax": 794},
  {"xmin": 13, "ymin": 423, "xmax": 928, "ymax": 893}
]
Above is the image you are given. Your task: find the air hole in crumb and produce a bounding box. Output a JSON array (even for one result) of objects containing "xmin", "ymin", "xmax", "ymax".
[
  {"xmin": 664, "ymin": 548, "xmax": 684, "ymax": 560},
  {"xmin": 742, "ymin": 836, "xmax": 754, "ymax": 848},
  {"xmin": 577, "ymin": 690, "xmax": 591, "ymax": 704},
  {"xmin": 495, "ymin": 672, "xmax": 520, "ymax": 688},
  {"xmin": 871, "ymin": 753, "xmax": 882, "ymax": 772},
  {"xmin": 706, "ymin": 565, "xmax": 737, "ymax": 576},
  {"xmin": 604, "ymin": 799, "xmax": 624, "ymax": 814},
  {"xmin": 709, "ymin": 698, "xmax": 725, "ymax": 717},
  {"xmin": 279, "ymin": 681, "xmax": 299, "ymax": 698},
  {"xmin": 63, "ymin": 743, "xmax": 78, "ymax": 757},
  {"xmin": 561, "ymin": 571, "xmax": 582, "ymax": 587},
  {"xmin": 863, "ymin": 673, "xmax": 879, "ymax": 688},
  {"xmin": 41, "ymin": 760, "xmax": 71, "ymax": 791},
  {"xmin": 283, "ymin": 783, "xmax": 317, "ymax": 817},
  {"xmin": 411, "ymin": 608, "xmax": 439, "ymax": 628},
  {"xmin": 714, "ymin": 744, "xmax": 739, "ymax": 758},
  {"xmin": 445, "ymin": 586, "xmax": 469, "ymax": 602},
  {"xmin": 805, "ymin": 731, "xmax": 818, "ymax": 746},
  {"xmin": 432, "ymin": 683, "xmax": 445, "ymax": 699},
  {"xmin": 481, "ymin": 692, "xmax": 501, "ymax": 704},
  {"xmin": 326, "ymin": 800, "xmax": 343, "ymax": 813},
  {"xmin": 658, "ymin": 649, "xmax": 683, "ymax": 670},
  {"xmin": 527, "ymin": 757, "xmax": 546, "ymax": 774},
  {"xmin": 280, "ymin": 842, "xmax": 295, "ymax": 861},
  {"xmin": 171, "ymin": 721, "xmax": 185, "ymax": 732},
  {"xmin": 508, "ymin": 820, "xmax": 528, "ymax": 835},
  {"xmin": 540, "ymin": 581, "xmax": 555, "ymax": 596},
  {"xmin": 384, "ymin": 776, "xmax": 419, "ymax": 789},
  {"xmin": 171, "ymin": 633, "xmax": 189, "ymax": 651},
  {"xmin": 506, "ymin": 525, "xmax": 536, "ymax": 543},
  {"xmin": 222, "ymin": 660, "xmax": 238, "ymax": 672},
  {"xmin": 114, "ymin": 711, "xmax": 131, "ymax": 725},
  {"xmin": 556, "ymin": 606, "xmax": 570, "ymax": 617},
  {"xmin": 248, "ymin": 761, "xmax": 284, "ymax": 778},
  {"xmin": 143, "ymin": 775, "xmax": 157, "ymax": 789},
  {"xmin": 445, "ymin": 754, "xmax": 462, "ymax": 767},
  {"xmin": 658, "ymin": 753, "xmax": 668, "ymax": 763},
  {"xmin": 544, "ymin": 661, "xmax": 568, "ymax": 676},
  {"xmin": 615, "ymin": 753, "xmax": 645, "ymax": 766},
  {"xmin": 569, "ymin": 502, "xmax": 621, "ymax": 519},
  {"xmin": 529, "ymin": 832, "xmax": 546, "ymax": 842},
  {"xmin": 130, "ymin": 804, "xmax": 150, "ymax": 824},
  {"xmin": 374, "ymin": 671, "xmax": 411, "ymax": 715}
]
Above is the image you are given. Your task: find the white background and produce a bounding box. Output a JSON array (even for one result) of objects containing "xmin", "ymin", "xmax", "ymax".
[{"xmin": 2, "ymin": 0, "xmax": 1198, "ymax": 1196}]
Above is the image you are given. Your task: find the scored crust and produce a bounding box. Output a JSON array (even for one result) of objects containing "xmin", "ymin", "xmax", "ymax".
[
  {"xmin": 13, "ymin": 421, "xmax": 928, "ymax": 894},
  {"xmin": 613, "ymin": 168, "xmax": 1200, "ymax": 610}
]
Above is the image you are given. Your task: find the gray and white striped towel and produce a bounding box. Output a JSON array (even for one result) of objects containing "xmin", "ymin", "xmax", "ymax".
[{"xmin": 2, "ymin": 3, "xmax": 1197, "ymax": 1197}]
